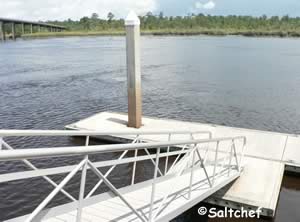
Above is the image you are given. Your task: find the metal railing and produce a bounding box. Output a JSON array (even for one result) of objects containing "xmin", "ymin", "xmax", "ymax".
[{"xmin": 0, "ymin": 130, "xmax": 246, "ymax": 222}]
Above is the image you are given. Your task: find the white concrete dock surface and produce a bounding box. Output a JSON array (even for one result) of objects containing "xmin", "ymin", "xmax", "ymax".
[{"xmin": 66, "ymin": 111, "xmax": 300, "ymax": 217}]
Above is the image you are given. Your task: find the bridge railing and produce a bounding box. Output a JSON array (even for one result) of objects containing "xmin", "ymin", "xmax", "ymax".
[{"xmin": 0, "ymin": 130, "xmax": 246, "ymax": 222}]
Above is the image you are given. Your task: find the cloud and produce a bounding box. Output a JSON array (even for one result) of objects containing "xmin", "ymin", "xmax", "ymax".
[
  {"xmin": 195, "ymin": 1, "xmax": 216, "ymax": 10},
  {"xmin": 0, "ymin": 0, "xmax": 157, "ymax": 21}
]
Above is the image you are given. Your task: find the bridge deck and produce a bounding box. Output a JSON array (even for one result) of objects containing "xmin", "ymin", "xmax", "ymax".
[
  {"xmin": 66, "ymin": 111, "xmax": 300, "ymax": 217},
  {"xmin": 7, "ymin": 166, "xmax": 240, "ymax": 222},
  {"xmin": 0, "ymin": 17, "xmax": 66, "ymax": 29}
]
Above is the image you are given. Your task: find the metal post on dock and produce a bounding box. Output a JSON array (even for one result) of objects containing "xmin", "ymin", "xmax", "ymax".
[
  {"xmin": 125, "ymin": 11, "xmax": 142, "ymax": 128},
  {"xmin": 0, "ymin": 21, "xmax": 5, "ymax": 41}
]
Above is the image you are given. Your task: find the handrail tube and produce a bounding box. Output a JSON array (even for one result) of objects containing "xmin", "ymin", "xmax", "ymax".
[
  {"xmin": 152, "ymin": 148, "xmax": 195, "ymax": 219},
  {"xmin": 77, "ymin": 156, "xmax": 88, "ymax": 221},
  {"xmin": 0, "ymin": 149, "xmax": 192, "ymax": 183},
  {"xmin": 195, "ymin": 148, "xmax": 212, "ymax": 187},
  {"xmin": 228, "ymin": 144, "xmax": 233, "ymax": 176},
  {"xmin": 232, "ymin": 142, "xmax": 240, "ymax": 171},
  {"xmin": 149, "ymin": 147, "xmax": 161, "ymax": 221},
  {"xmin": 212, "ymin": 142, "xmax": 220, "ymax": 186},
  {"xmin": 25, "ymin": 159, "xmax": 86, "ymax": 222},
  {"xmin": 144, "ymin": 148, "xmax": 163, "ymax": 176},
  {"xmin": 131, "ymin": 135, "xmax": 140, "ymax": 185},
  {"xmin": 87, "ymin": 160, "xmax": 147, "ymax": 222},
  {"xmin": 164, "ymin": 133, "xmax": 172, "ymax": 175},
  {"xmin": 188, "ymin": 149, "xmax": 196, "ymax": 199},
  {"xmin": 2, "ymin": 140, "xmax": 76, "ymax": 201},
  {"xmin": 86, "ymin": 150, "xmax": 129, "ymax": 199},
  {"xmin": 0, "ymin": 130, "xmax": 212, "ymax": 137},
  {"xmin": 0, "ymin": 137, "xmax": 246, "ymax": 161},
  {"xmin": 0, "ymin": 130, "xmax": 246, "ymax": 222}
]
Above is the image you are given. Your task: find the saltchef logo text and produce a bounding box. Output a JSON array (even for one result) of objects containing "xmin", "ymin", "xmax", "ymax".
[{"xmin": 198, "ymin": 206, "xmax": 262, "ymax": 218}]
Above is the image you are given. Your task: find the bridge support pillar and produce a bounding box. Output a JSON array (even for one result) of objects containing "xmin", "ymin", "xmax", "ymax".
[
  {"xmin": 125, "ymin": 11, "xmax": 142, "ymax": 128},
  {"xmin": 38, "ymin": 25, "xmax": 41, "ymax": 32},
  {"xmin": 30, "ymin": 24, "xmax": 33, "ymax": 34},
  {"xmin": 0, "ymin": 21, "xmax": 5, "ymax": 41},
  {"xmin": 22, "ymin": 23, "xmax": 25, "ymax": 34},
  {"xmin": 11, "ymin": 22, "xmax": 16, "ymax": 40}
]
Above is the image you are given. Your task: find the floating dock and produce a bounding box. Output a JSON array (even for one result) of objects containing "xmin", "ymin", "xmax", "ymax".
[{"xmin": 66, "ymin": 111, "xmax": 300, "ymax": 217}]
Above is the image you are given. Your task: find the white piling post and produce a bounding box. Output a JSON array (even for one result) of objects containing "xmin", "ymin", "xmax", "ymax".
[{"xmin": 125, "ymin": 11, "xmax": 142, "ymax": 128}]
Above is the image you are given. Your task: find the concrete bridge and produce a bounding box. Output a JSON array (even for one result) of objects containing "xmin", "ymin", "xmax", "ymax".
[{"xmin": 0, "ymin": 17, "xmax": 66, "ymax": 41}]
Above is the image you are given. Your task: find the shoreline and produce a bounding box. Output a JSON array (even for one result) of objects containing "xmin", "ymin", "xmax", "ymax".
[{"xmin": 20, "ymin": 29, "xmax": 300, "ymax": 39}]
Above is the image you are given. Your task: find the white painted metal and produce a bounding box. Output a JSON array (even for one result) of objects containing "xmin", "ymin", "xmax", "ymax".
[
  {"xmin": 0, "ymin": 137, "xmax": 246, "ymax": 161},
  {"xmin": 0, "ymin": 130, "xmax": 212, "ymax": 137},
  {"xmin": 25, "ymin": 160, "xmax": 86, "ymax": 222},
  {"xmin": 87, "ymin": 160, "xmax": 147, "ymax": 222},
  {"xmin": 164, "ymin": 133, "xmax": 171, "ymax": 175},
  {"xmin": 188, "ymin": 149, "xmax": 196, "ymax": 199},
  {"xmin": 0, "ymin": 130, "xmax": 245, "ymax": 222},
  {"xmin": 0, "ymin": 137, "xmax": 3, "ymax": 150},
  {"xmin": 66, "ymin": 111, "xmax": 299, "ymax": 217},
  {"xmin": 132, "ymin": 149, "xmax": 138, "ymax": 185},
  {"xmin": 149, "ymin": 147, "xmax": 161, "ymax": 222},
  {"xmin": 151, "ymin": 147, "xmax": 195, "ymax": 220},
  {"xmin": 77, "ymin": 155, "xmax": 88, "ymax": 222},
  {"xmin": 0, "ymin": 150, "xmax": 193, "ymax": 183},
  {"xmin": 2, "ymin": 140, "xmax": 76, "ymax": 201}
]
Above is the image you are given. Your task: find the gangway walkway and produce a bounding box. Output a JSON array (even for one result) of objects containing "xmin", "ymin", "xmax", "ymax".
[{"xmin": 0, "ymin": 130, "xmax": 246, "ymax": 222}]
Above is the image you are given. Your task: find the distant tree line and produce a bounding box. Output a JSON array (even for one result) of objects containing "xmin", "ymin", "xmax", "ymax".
[
  {"xmin": 9, "ymin": 12, "xmax": 299, "ymax": 38},
  {"xmin": 48, "ymin": 12, "xmax": 300, "ymax": 33}
]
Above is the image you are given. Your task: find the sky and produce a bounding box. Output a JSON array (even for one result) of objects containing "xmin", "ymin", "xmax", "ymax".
[{"xmin": 0, "ymin": 0, "xmax": 299, "ymax": 21}]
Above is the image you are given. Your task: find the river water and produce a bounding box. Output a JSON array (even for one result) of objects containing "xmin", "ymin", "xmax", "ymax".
[{"xmin": 0, "ymin": 36, "xmax": 299, "ymax": 221}]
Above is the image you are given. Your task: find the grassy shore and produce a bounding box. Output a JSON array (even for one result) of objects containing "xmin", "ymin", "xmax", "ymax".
[{"xmin": 21, "ymin": 28, "xmax": 300, "ymax": 39}]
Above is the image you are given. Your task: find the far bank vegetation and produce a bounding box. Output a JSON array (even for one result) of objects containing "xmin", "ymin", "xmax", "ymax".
[{"xmin": 22, "ymin": 12, "xmax": 300, "ymax": 38}]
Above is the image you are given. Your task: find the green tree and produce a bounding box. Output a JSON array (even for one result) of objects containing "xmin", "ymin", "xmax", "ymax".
[
  {"xmin": 45, "ymin": 12, "xmax": 300, "ymax": 38},
  {"xmin": 107, "ymin": 12, "xmax": 114, "ymax": 22},
  {"xmin": 91, "ymin": 13, "xmax": 99, "ymax": 20},
  {"xmin": 159, "ymin": 12, "xmax": 164, "ymax": 19},
  {"xmin": 146, "ymin": 11, "xmax": 153, "ymax": 17},
  {"xmin": 80, "ymin": 16, "xmax": 90, "ymax": 30}
]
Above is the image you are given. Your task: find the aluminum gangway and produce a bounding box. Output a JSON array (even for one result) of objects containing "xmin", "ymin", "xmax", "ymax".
[{"xmin": 0, "ymin": 130, "xmax": 246, "ymax": 222}]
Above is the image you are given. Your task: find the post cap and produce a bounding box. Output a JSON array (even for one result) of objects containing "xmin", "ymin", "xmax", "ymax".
[{"xmin": 125, "ymin": 11, "xmax": 140, "ymax": 26}]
